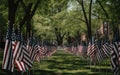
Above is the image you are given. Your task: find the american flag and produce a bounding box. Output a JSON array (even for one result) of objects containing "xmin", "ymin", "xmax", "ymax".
[
  {"xmin": 31, "ymin": 44, "xmax": 39, "ymax": 61},
  {"xmin": 50, "ymin": 46, "xmax": 57, "ymax": 55},
  {"xmin": 15, "ymin": 60, "xmax": 26, "ymax": 71},
  {"xmin": 102, "ymin": 43, "xmax": 112, "ymax": 57},
  {"xmin": 34, "ymin": 45, "xmax": 46, "ymax": 62},
  {"xmin": 87, "ymin": 43, "xmax": 97, "ymax": 63},
  {"xmin": 46, "ymin": 45, "xmax": 57, "ymax": 57},
  {"xmin": 74, "ymin": 46, "xmax": 78, "ymax": 55},
  {"xmin": 118, "ymin": 42, "xmax": 120, "ymax": 63},
  {"xmin": 35, "ymin": 44, "xmax": 52, "ymax": 61},
  {"xmin": 2, "ymin": 28, "xmax": 14, "ymax": 72},
  {"xmin": 35, "ymin": 46, "xmax": 42, "ymax": 62},
  {"xmin": 78, "ymin": 45, "xmax": 87, "ymax": 57},
  {"xmin": 11, "ymin": 32, "xmax": 16, "ymax": 71},
  {"xmin": 96, "ymin": 47, "xmax": 105, "ymax": 62},
  {"xmin": 44, "ymin": 46, "xmax": 51, "ymax": 57},
  {"xmin": 22, "ymin": 44, "xmax": 33, "ymax": 70},
  {"xmin": 41, "ymin": 45, "xmax": 48, "ymax": 56},
  {"xmin": 78, "ymin": 45, "xmax": 83, "ymax": 56},
  {"xmin": 25, "ymin": 38, "xmax": 39, "ymax": 62},
  {"xmin": 111, "ymin": 42, "xmax": 120, "ymax": 75},
  {"xmin": 27, "ymin": 39, "xmax": 33, "ymax": 58},
  {"xmin": 64, "ymin": 45, "xmax": 72, "ymax": 54},
  {"xmin": 12, "ymin": 30, "xmax": 26, "ymax": 71}
]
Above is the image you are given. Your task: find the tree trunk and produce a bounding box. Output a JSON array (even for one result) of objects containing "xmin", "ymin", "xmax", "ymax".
[
  {"xmin": 54, "ymin": 28, "xmax": 65, "ymax": 46},
  {"xmin": 8, "ymin": 0, "xmax": 15, "ymax": 32},
  {"xmin": 88, "ymin": 0, "xmax": 92, "ymax": 41},
  {"xmin": 8, "ymin": 0, "xmax": 21, "ymax": 31},
  {"xmin": 77, "ymin": 0, "xmax": 93, "ymax": 42},
  {"xmin": 19, "ymin": 0, "xmax": 39, "ymax": 40},
  {"xmin": 112, "ymin": 21, "xmax": 120, "ymax": 41},
  {"xmin": 57, "ymin": 37, "xmax": 63, "ymax": 46}
]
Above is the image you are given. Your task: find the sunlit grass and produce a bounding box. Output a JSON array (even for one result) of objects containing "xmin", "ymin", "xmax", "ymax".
[{"xmin": 33, "ymin": 50, "xmax": 112, "ymax": 75}]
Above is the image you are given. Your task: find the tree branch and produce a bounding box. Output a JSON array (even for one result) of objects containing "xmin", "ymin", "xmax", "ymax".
[
  {"xmin": 19, "ymin": 3, "xmax": 33, "ymax": 30},
  {"xmin": 20, "ymin": 0, "xmax": 27, "ymax": 12},
  {"xmin": 30, "ymin": 0, "xmax": 40, "ymax": 18},
  {"xmin": 53, "ymin": 17, "xmax": 86, "ymax": 23},
  {"xmin": 88, "ymin": 0, "xmax": 92, "ymax": 39},
  {"xmin": 14, "ymin": 0, "xmax": 21, "ymax": 12},
  {"xmin": 77, "ymin": 0, "xmax": 89, "ymax": 26},
  {"xmin": 96, "ymin": 0, "xmax": 109, "ymax": 19},
  {"xmin": 89, "ymin": 0, "xmax": 92, "ymax": 27}
]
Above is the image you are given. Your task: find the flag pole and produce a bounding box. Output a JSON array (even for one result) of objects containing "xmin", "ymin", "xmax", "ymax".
[
  {"xmin": 90, "ymin": 58, "xmax": 92, "ymax": 71},
  {"xmin": 28, "ymin": 70, "xmax": 30, "ymax": 75},
  {"xmin": 98, "ymin": 61, "xmax": 101, "ymax": 73},
  {"xmin": 27, "ymin": 70, "xmax": 28, "ymax": 75},
  {"xmin": 21, "ymin": 71, "xmax": 24, "ymax": 75},
  {"xmin": 105, "ymin": 58, "xmax": 108, "ymax": 75},
  {"xmin": 12, "ymin": 71, "xmax": 15, "ymax": 75},
  {"xmin": 33, "ymin": 62, "xmax": 35, "ymax": 75}
]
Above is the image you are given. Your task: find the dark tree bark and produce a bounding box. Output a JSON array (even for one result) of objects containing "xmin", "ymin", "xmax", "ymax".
[
  {"xmin": 8, "ymin": 0, "xmax": 15, "ymax": 31},
  {"xmin": 77, "ymin": 0, "xmax": 93, "ymax": 42},
  {"xmin": 96, "ymin": 0, "xmax": 109, "ymax": 19},
  {"xmin": 26, "ymin": 0, "xmax": 40, "ymax": 38},
  {"xmin": 7, "ymin": 0, "xmax": 20, "ymax": 74},
  {"xmin": 19, "ymin": 0, "xmax": 40, "ymax": 39},
  {"xmin": 8, "ymin": 0, "xmax": 21, "ymax": 33},
  {"xmin": 66, "ymin": 32, "xmax": 73, "ymax": 44},
  {"xmin": 54, "ymin": 28, "xmax": 66, "ymax": 46},
  {"xmin": 88, "ymin": 0, "xmax": 92, "ymax": 41},
  {"xmin": 19, "ymin": 1, "xmax": 32, "ymax": 30}
]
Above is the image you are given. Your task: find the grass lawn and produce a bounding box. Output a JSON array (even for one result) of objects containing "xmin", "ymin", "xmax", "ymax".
[{"xmin": 0, "ymin": 50, "xmax": 113, "ymax": 75}]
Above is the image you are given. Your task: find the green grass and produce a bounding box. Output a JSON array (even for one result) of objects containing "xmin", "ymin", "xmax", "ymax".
[{"xmin": 0, "ymin": 50, "xmax": 113, "ymax": 75}]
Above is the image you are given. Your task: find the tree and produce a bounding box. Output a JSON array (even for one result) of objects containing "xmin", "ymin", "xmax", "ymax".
[
  {"xmin": 33, "ymin": 0, "xmax": 69, "ymax": 45},
  {"xmin": 94, "ymin": 0, "xmax": 120, "ymax": 40},
  {"xmin": 19, "ymin": 0, "xmax": 40, "ymax": 39},
  {"xmin": 77, "ymin": 0, "xmax": 93, "ymax": 42},
  {"xmin": 0, "ymin": 0, "xmax": 8, "ymax": 40},
  {"xmin": 8, "ymin": 0, "xmax": 21, "ymax": 32}
]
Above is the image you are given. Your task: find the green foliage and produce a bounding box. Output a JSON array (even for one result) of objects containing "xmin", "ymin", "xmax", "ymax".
[
  {"xmin": 0, "ymin": 0, "xmax": 8, "ymax": 39},
  {"xmin": 0, "ymin": 0, "xmax": 119, "ymax": 41},
  {"xmin": 33, "ymin": 14, "xmax": 55, "ymax": 40},
  {"xmin": 33, "ymin": 0, "xmax": 104, "ymax": 41}
]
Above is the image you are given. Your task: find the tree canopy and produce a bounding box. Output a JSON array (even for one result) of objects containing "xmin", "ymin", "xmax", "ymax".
[{"xmin": 0, "ymin": 0, "xmax": 120, "ymax": 45}]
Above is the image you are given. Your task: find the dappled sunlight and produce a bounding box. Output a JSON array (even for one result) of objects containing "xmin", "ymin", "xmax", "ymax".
[{"xmin": 31, "ymin": 50, "xmax": 112, "ymax": 75}]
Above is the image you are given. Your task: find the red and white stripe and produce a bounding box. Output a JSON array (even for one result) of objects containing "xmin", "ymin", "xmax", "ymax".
[
  {"xmin": 22, "ymin": 45, "xmax": 33, "ymax": 70},
  {"xmin": 2, "ymin": 39, "xmax": 14, "ymax": 72},
  {"xmin": 118, "ymin": 42, "xmax": 120, "ymax": 63},
  {"xmin": 87, "ymin": 43, "xmax": 97, "ymax": 63},
  {"xmin": 15, "ymin": 60, "xmax": 26, "ymax": 71}
]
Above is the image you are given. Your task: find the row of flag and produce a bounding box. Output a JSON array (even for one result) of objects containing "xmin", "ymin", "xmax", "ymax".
[
  {"xmin": 64, "ymin": 41, "xmax": 120, "ymax": 75},
  {"xmin": 64, "ymin": 45, "xmax": 87, "ymax": 58},
  {"xmin": 2, "ymin": 28, "xmax": 57, "ymax": 72},
  {"xmin": 111, "ymin": 42, "xmax": 120, "ymax": 75},
  {"xmin": 87, "ymin": 42, "xmax": 112, "ymax": 63}
]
